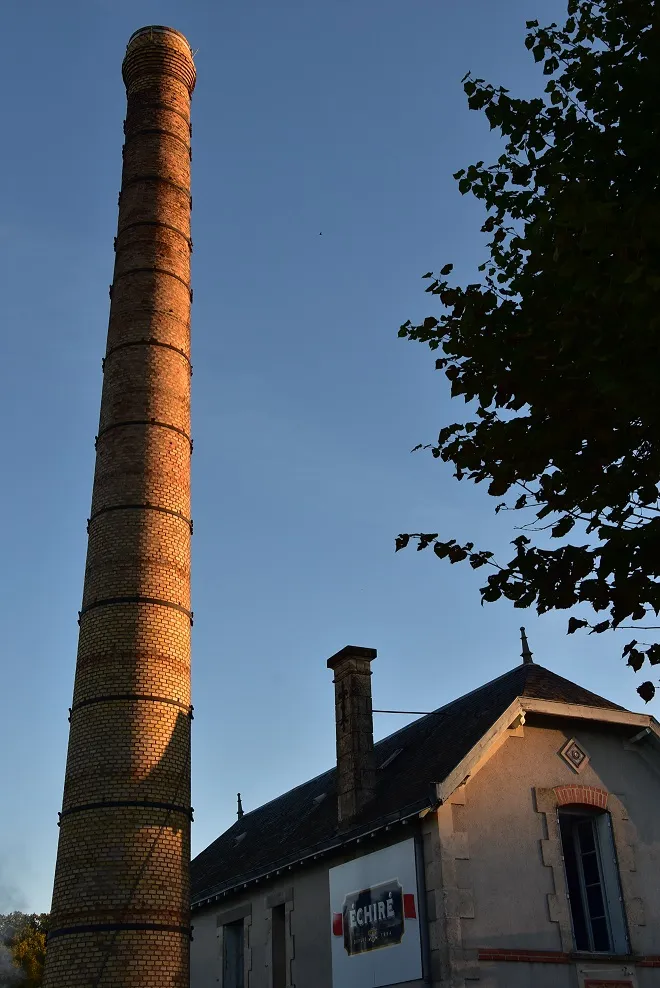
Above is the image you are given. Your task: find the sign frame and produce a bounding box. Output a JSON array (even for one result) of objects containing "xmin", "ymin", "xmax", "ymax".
[{"xmin": 329, "ymin": 836, "xmax": 427, "ymax": 988}]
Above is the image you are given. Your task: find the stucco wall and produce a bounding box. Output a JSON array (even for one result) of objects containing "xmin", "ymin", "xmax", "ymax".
[
  {"xmin": 284, "ymin": 864, "xmax": 332, "ymax": 988},
  {"xmin": 190, "ymin": 908, "xmax": 220, "ymax": 988},
  {"xmin": 459, "ymin": 715, "xmax": 660, "ymax": 961},
  {"xmin": 191, "ymin": 879, "xmax": 300, "ymax": 988}
]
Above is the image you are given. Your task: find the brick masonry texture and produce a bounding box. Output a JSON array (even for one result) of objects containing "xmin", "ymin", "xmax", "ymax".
[
  {"xmin": 43, "ymin": 25, "xmax": 195, "ymax": 988},
  {"xmin": 478, "ymin": 946, "xmax": 660, "ymax": 967},
  {"xmin": 554, "ymin": 784, "xmax": 609, "ymax": 809}
]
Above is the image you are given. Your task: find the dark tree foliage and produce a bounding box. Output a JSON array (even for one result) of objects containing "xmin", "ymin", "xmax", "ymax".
[{"xmin": 397, "ymin": 0, "xmax": 660, "ymax": 700}]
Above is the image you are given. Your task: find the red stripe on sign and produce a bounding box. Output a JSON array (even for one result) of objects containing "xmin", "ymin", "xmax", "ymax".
[
  {"xmin": 404, "ymin": 894, "xmax": 416, "ymax": 919},
  {"xmin": 332, "ymin": 913, "xmax": 343, "ymax": 936}
]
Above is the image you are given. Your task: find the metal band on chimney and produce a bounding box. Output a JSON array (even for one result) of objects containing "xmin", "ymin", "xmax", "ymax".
[
  {"xmin": 121, "ymin": 173, "xmax": 190, "ymax": 197},
  {"xmin": 112, "ymin": 266, "xmax": 191, "ymax": 292},
  {"xmin": 78, "ymin": 595, "xmax": 193, "ymax": 624},
  {"xmin": 103, "ymin": 337, "xmax": 192, "ymax": 370},
  {"xmin": 123, "ymin": 128, "xmax": 190, "ymax": 153},
  {"xmin": 69, "ymin": 694, "xmax": 193, "ymax": 717},
  {"xmin": 88, "ymin": 503, "xmax": 193, "ymax": 531},
  {"xmin": 96, "ymin": 418, "xmax": 192, "ymax": 443},
  {"xmin": 124, "ymin": 101, "xmax": 192, "ymax": 128},
  {"xmin": 95, "ymin": 420, "xmax": 193, "ymax": 455},
  {"xmin": 48, "ymin": 923, "xmax": 193, "ymax": 942},
  {"xmin": 117, "ymin": 218, "xmax": 193, "ymax": 246},
  {"xmin": 58, "ymin": 801, "xmax": 193, "ymax": 822}
]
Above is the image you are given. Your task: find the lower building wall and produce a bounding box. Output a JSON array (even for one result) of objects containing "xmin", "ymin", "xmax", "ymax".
[
  {"xmin": 191, "ymin": 861, "xmax": 334, "ymax": 988},
  {"xmin": 285, "ymin": 864, "xmax": 332, "ymax": 988},
  {"xmin": 191, "ymin": 829, "xmax": 429, "ymax": 988},
  {"xmin": 190, "ymin": 909, "xmax": 220, "ymax": 988}
]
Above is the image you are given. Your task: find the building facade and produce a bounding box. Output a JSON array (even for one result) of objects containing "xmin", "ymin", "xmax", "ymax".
[{"xmin": 191, "ymin": 645, "xmax": 660, "ymax": 988}]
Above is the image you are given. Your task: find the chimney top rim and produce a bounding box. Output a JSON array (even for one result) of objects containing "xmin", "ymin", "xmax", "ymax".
[
  {"xmin": 327, "ymin": 645, "xmax": 377, "ymax": 670},
  {"xmin": 127, "ymin": 25, "xmax": 193, "ymax": 49}
]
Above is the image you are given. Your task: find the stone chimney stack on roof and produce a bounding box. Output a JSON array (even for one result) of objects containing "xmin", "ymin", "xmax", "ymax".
[{"xmin": 327, "ymin": 645, "xmax": 377, "ymax": 826}]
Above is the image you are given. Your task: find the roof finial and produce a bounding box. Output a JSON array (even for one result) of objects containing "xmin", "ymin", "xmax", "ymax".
[
  {"xmin": 520, "ymin": 627, "xmax": 534, "ymax": 665},
  {"xmin": 237, "ymin": 792, "xmax": 244, "ymax": 819}
]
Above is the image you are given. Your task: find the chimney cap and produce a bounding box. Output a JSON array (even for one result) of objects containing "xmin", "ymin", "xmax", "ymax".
[
  {"xmin": 327, "ymin": 645, "xmax": 377, "ymax": 670},
  {"xmin": 127, "ymin": 25, "xmax": 192, "ymax": 47}
]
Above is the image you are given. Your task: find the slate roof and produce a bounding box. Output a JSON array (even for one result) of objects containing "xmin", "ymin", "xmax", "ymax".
[{"xmin": 191, "ymin": 662, "xmax": 623, "ymax": 906}]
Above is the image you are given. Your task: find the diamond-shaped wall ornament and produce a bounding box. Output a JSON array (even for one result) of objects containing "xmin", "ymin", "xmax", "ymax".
[{"xmin": 559, "ymin": 737, "xmax": 590, "ymax": 774}]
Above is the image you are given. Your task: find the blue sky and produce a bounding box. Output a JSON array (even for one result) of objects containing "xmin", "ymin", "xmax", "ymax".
[{"xmin": 0, "ymin": 0, "xmax": 642, "ymax": 913}]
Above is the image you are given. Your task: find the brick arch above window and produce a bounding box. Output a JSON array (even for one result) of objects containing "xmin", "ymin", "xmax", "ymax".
[{"xmin": 554, "ymin": 784, "xmax": 608, "ymax": 810}]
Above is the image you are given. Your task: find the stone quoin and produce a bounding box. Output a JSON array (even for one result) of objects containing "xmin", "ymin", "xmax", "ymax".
[{"xmin": 43, "ymin": 26, "xmax": 195, "ymax": 988}]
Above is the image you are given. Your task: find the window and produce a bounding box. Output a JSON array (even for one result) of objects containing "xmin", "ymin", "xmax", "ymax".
[
  {"xmin": 222, "ymin": 919, "xmax": 244, "ymax": 988},
  {"xmin": 559, "ymin": 809, "xmax": 629, "ymax": 954},
  {"xmin": 271, "ymin": 903, "xmax": 286, "ymax": 988}
]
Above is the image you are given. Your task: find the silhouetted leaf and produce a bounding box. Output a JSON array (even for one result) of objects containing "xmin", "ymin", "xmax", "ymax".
[
  {"xmin": 638, "ymin": 681, "xmax": 655, "ymax": 703},
  {"xmin": 448, "ymin": 545, "xmax": 468, "ymax": 563},
  {"xmin": 647, "ymin": 644, "xmax": 660, "ymax": 666},
  {"xmin": 551, "ymin": 516, "xmax": 575, "ymax": 538}
]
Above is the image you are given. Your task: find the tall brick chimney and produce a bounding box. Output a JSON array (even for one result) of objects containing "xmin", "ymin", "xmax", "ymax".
[
  {"xmin": 327, "ymin": 645, "xmax": 377, "ymax": 826},
  {"xmin": 43, "ymin": 26, "xmax": 195, "ymax": 988}
]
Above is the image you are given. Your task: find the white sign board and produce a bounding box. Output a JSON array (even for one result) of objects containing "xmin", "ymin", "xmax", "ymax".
[{"xmin": 329, "ymin": 838, "xmax": 423, "ymax": 988}]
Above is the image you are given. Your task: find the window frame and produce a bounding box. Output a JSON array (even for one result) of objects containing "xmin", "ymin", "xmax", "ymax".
[
  {"xmin": 222, "ymin": 918, "xmax": 245, "ymax": 988},
  {"xmin": 558, "ymin": 806, "xmax": 629, "ymax": 956},
  {"xmin": 271, "ymin": 902, "xmax": 287, "ymax": 988}
]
